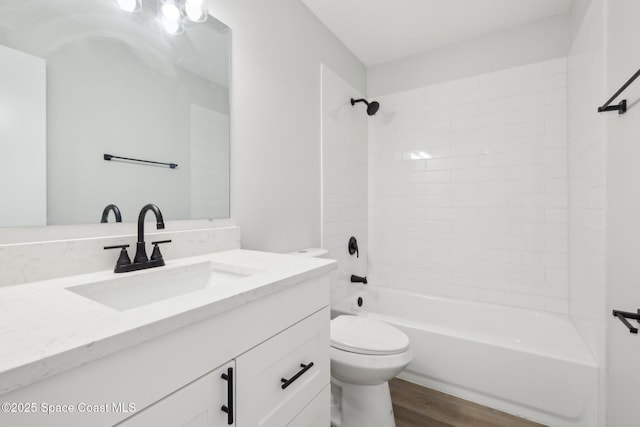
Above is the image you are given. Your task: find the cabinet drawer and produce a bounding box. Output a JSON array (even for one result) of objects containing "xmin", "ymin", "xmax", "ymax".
[
  {"xmin": 288, "ymin": 385, "xmax": 330, "ymax": 427},
  {"xmin": 235, "ymin": 307, "xmax": 330, "ymax": 427}
]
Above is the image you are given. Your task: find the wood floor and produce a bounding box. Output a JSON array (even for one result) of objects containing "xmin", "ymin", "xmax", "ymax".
[{"xmin": 389, "ymin": 378, "xmax": 547, "ymax": 427}]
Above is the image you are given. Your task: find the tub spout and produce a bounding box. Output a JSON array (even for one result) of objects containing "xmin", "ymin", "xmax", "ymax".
[{"xmin": 351, "ymin": 275, "xmax": 367, "ymax": 284}]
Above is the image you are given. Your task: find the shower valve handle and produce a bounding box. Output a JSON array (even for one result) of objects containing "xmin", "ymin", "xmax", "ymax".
[{"xmin": 348, "ymin": 236, "xmax": 359, "ymax": 258}]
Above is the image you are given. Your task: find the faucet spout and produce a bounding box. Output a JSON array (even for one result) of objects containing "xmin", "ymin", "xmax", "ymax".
[
  {"xmin": 101, "ymin": 204, "xmax": 122, "ymax": 223},
  {"xmin": 350, "ymin": 275, "xmax": 368, "ymax": 284},
  {"xmin": 134, "ymin": 204, "xmax": 165, "ymax": 264}
]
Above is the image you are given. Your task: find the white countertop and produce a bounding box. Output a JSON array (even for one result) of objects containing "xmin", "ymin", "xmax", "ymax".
[{"xmin": 0, "ymin": 249, "xmax": 336, "ymax": 395}]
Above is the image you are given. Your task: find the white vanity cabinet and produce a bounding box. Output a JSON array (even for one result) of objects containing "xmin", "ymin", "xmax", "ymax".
[
  {"xmin": 0, "ymin": 270, "xmax": 332, "ymax": 427},
  {"xmin": 287, "ymin": 386, "xmax": 330, "ymax": 427},
  {"xmin": 235, "ymin": 307, "xmax": 329, "ymax": 426},
  {"xmin": 118, "ymin": 307, "xmax": 330, "ymax": 427},
  {"xmin": 118, "ymin": 361, "xmax": 235, "ymax": 427}
]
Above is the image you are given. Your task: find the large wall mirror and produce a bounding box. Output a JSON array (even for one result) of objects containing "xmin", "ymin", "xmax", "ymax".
[{"xmin": 0, "ymin": 0, "xmax": 230, "ymax": 226}]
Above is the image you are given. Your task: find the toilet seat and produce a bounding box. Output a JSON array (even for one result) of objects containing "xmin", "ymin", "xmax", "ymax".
[{"xmin": 330, "ymin": 315, "xmax": 410, "ymax": 356}]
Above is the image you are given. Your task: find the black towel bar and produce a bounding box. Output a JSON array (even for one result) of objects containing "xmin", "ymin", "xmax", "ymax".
[
  {"xmin": 598, "ymin": 68, "xmax": 640, "ymax": 114},
  {"xmin": 104, "ymin": 153, "xmax": 177, "ymax": 169}
]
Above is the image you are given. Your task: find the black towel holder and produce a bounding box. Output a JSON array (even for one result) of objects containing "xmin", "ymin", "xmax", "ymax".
[
  {"xmin": 104, "ymin": 153, "xmax": 178, "ymax": 169},
  {"xmin": 597, "ymin": 68, "xmax": 640, "ymax": 115},
  {"xmin": 612, "ymin": 309, "xmax": 640, "ymax": 334}
]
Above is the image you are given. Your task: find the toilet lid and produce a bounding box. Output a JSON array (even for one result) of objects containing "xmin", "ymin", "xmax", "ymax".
[{"xmin": 330, "ymin": 315, "xmax": 410, "ymax": 355}]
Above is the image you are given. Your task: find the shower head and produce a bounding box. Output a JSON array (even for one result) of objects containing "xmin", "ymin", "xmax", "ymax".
[
  {"xmin": 367, "ymin": 101, "xmax": 380, "ymax": 116},
  {"xmin": 351, "ymin": 98, "xmax": 380, "ymax": 116}
]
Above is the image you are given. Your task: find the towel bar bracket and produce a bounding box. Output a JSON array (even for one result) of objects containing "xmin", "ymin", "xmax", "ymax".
[
  {"xmin": 598, "ymin": 68, "xmax": 640, "ymax": 114},
  {"xmin": 612, "ymin": 309, "xmax": 640, "ymax": 334},
  {"xmin": 598, "ymin": 99, "xmax": 627, "ymax": 114}
]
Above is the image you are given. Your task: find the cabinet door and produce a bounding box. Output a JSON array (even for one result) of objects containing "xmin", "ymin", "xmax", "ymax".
[
  {"xmin": 235, "ymin": 307, "xmax": 330, "ymax": 427},
  {"xmin": 118, "ymin": 361, "xmax": 235, "ymax": 427}
]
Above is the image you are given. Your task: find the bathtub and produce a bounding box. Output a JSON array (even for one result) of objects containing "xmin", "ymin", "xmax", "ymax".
[{"xmin": 331, "ymin": 287, "xmax": 598, "ymax": 427}]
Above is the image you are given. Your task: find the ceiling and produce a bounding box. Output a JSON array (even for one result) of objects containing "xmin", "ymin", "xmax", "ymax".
[{"xmin": 301, "ymin": 0, "xmax": 573, "ymax": 66}]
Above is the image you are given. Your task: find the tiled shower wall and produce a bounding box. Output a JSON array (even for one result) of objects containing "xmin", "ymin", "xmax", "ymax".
[
  {"xmin": 321, "ymin": 65, "xmax": 368, "ymax": 304},
  {"xmin": 368, "ymin": 58, "xmax": 569, "ymax": 312}
]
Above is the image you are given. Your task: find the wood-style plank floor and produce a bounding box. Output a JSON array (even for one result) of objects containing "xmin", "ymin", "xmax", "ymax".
[{"xmin": 390, "ymin": 378, "xmax": 547, "ymax": 427}]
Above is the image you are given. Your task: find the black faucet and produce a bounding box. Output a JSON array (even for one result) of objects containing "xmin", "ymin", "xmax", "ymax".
[
  {"xmin": 134, "ymin": 204, "xmax": 165, "ymax": 264},
  {"xmin": 104, "ymin": 204, "xmax": 171, "ymax": 273},
  {"xmin": 101, "ymin": 204, "xmax": 122, "ymax": 223},
  {"xmin": 351, "ymin": 275, "xmax": 367, "ymax": 284}
]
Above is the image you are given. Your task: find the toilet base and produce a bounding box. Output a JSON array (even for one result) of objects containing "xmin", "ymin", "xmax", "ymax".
[{"xmin": 331, "ymin": 378, "xmax": 396, "ymax": 427}]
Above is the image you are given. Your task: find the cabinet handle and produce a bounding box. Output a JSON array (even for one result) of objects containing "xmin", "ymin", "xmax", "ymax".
[
  {"xmin": 280, "ymin": 362, "xmax": 314, "ymax": 390},
  {"xmin": 221, "ymin": 367, "xmax": 234, "ymax": 425}
]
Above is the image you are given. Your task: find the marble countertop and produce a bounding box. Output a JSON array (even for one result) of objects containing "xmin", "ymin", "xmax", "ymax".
[{"xmin": 0, "ymin": 249, "xmax": 336, "ymax": 395}]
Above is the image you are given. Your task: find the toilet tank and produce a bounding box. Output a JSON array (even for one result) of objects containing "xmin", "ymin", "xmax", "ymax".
[{"xmin": 288, "ymin": 248, "xmax": 329, "ymax": 258}]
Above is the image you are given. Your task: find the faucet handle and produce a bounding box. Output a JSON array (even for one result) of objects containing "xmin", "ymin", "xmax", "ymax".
[
  {"xmin": 104, "ymin": 244, "xmax": 132, "ymax": 271},
  {"xmin": 104, "ymin": 244, "xmax": 130, "ymax": 250},
  {"xmin": 150, "ymin": 240, "xmax": 171, "ymax": 262},
  {"xmin": 151, "ymin": 239, "xmax": 172, "ymax": 245}
]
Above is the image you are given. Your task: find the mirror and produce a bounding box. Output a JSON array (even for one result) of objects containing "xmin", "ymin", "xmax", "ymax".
[{"xmin": 0, "ymin": 0, "xmax": 230, "ymax": 226}]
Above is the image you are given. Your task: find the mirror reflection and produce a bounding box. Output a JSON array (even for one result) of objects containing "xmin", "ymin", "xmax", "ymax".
[{"xmin": 0, "ymin": 0, "xmax": 230, "ymax": 226}]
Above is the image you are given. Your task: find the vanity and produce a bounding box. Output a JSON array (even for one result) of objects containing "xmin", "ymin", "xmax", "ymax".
[
  {"xmin": 0, "ymin": 2, "xmax": 335, "ymax": 425},
  {"xmin": 0, "ymin": 249, "xmax": 336, "ymax": 426}
]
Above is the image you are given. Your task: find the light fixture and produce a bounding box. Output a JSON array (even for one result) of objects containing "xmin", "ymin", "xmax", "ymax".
[
  {"xmin": 116, "ymin": 0, "xmax": 142, "ymax": 13},
  {"xmin": 162, "ymin": 16, "xmax": 184, "ymax": 35},
  {"xmin": 114, "ymin": 0, "xmax": 209, "ymax": 34},
  {"xmin": 161, "ymin": 0, "xmax": 183, "ymax": 35},
  {"xmin": 184, "ymin": 0, "xmax": 208, "ymax": 23},
  {"xmin": 161, "ymin": 0, "xmax": 181, "ymax": 21}
]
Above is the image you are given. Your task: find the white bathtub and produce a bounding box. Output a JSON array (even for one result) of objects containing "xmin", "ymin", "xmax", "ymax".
[{"xmin": 332, "ymin": 287, "xmax": 598, "ymax": 427}]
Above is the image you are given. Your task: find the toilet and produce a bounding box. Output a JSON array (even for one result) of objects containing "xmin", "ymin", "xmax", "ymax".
[
  {"xmin": 289, "ymin": 248, "xmax": 413, "ymax": 427},
  {"xmin": 330, "ymin": 315, "xmax": 412, "ymax": 427}
]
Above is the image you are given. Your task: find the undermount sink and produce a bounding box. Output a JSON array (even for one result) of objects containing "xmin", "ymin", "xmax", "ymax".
[{"xmin": 66, "ymin": 261, "xmax": 261, "ymax": 311}]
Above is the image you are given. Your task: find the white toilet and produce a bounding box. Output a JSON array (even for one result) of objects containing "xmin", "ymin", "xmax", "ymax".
[
  {"xmin": 288, "ymin": 248, "xmax": 412, "ymax": 427},
  {"xmin": 330, "ymin": 315, "xmax": 412, "ymax": 427}
]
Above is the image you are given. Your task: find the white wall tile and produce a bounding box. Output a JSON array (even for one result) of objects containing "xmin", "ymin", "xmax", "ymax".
[
  {"xmin": 321, "ymin": 65, "xmax": 369, "ymax": 305},
  {"xmin": 369, "ymin": 59, "xmax": 569, "ymax": 312}
]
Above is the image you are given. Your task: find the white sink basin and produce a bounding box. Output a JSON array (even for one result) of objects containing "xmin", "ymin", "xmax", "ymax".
[{"xmin": 66, "ymin": 261, "xmax": 260, "ymax": 311}]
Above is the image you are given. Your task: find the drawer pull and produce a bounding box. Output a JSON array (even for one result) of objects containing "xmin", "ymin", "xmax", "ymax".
[
  {"xmin": 280, "ymin": 362, "xmax": 314, "ymax": 390},
  {"xmin": 221, "ymin": 367, "xmax": 234, "ymax": 425}
]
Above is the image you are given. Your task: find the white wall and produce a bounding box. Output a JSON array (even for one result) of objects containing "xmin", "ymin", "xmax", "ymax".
[
  {"xmin": 320, "ymin": 65, "xmax": 368, "ymax": 305},
  {"xmin": 567, "ymin": 0, "xmax": 606, "ymax": 425},
  {"xmin": 190, "ymin": 105, "xmax": 230, "ymax": 219},
  {"xmin": 0, "ymin": 45, "xmax": 46, "ymax": 226},
  {"xmin": 605, "ymin": 1, "xmax": 640, "ymax": 425},
  {"xmin": 210, "ymin": 0, "xmax": 367, "ymax": 253},
  {"xmin": 368, "ymin": 59, "xmax": 569, "ymax": 312},
  {"xmin": 367, "ymin": 14, "xmax": 570, "ymax": 97},
  {"xmin": 569, "ymin": 1, "xmax": 640, "ymax": 425},
  {"xmin": 46, "ymin": 38, "xmax": 228, "ymax": 224}
]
